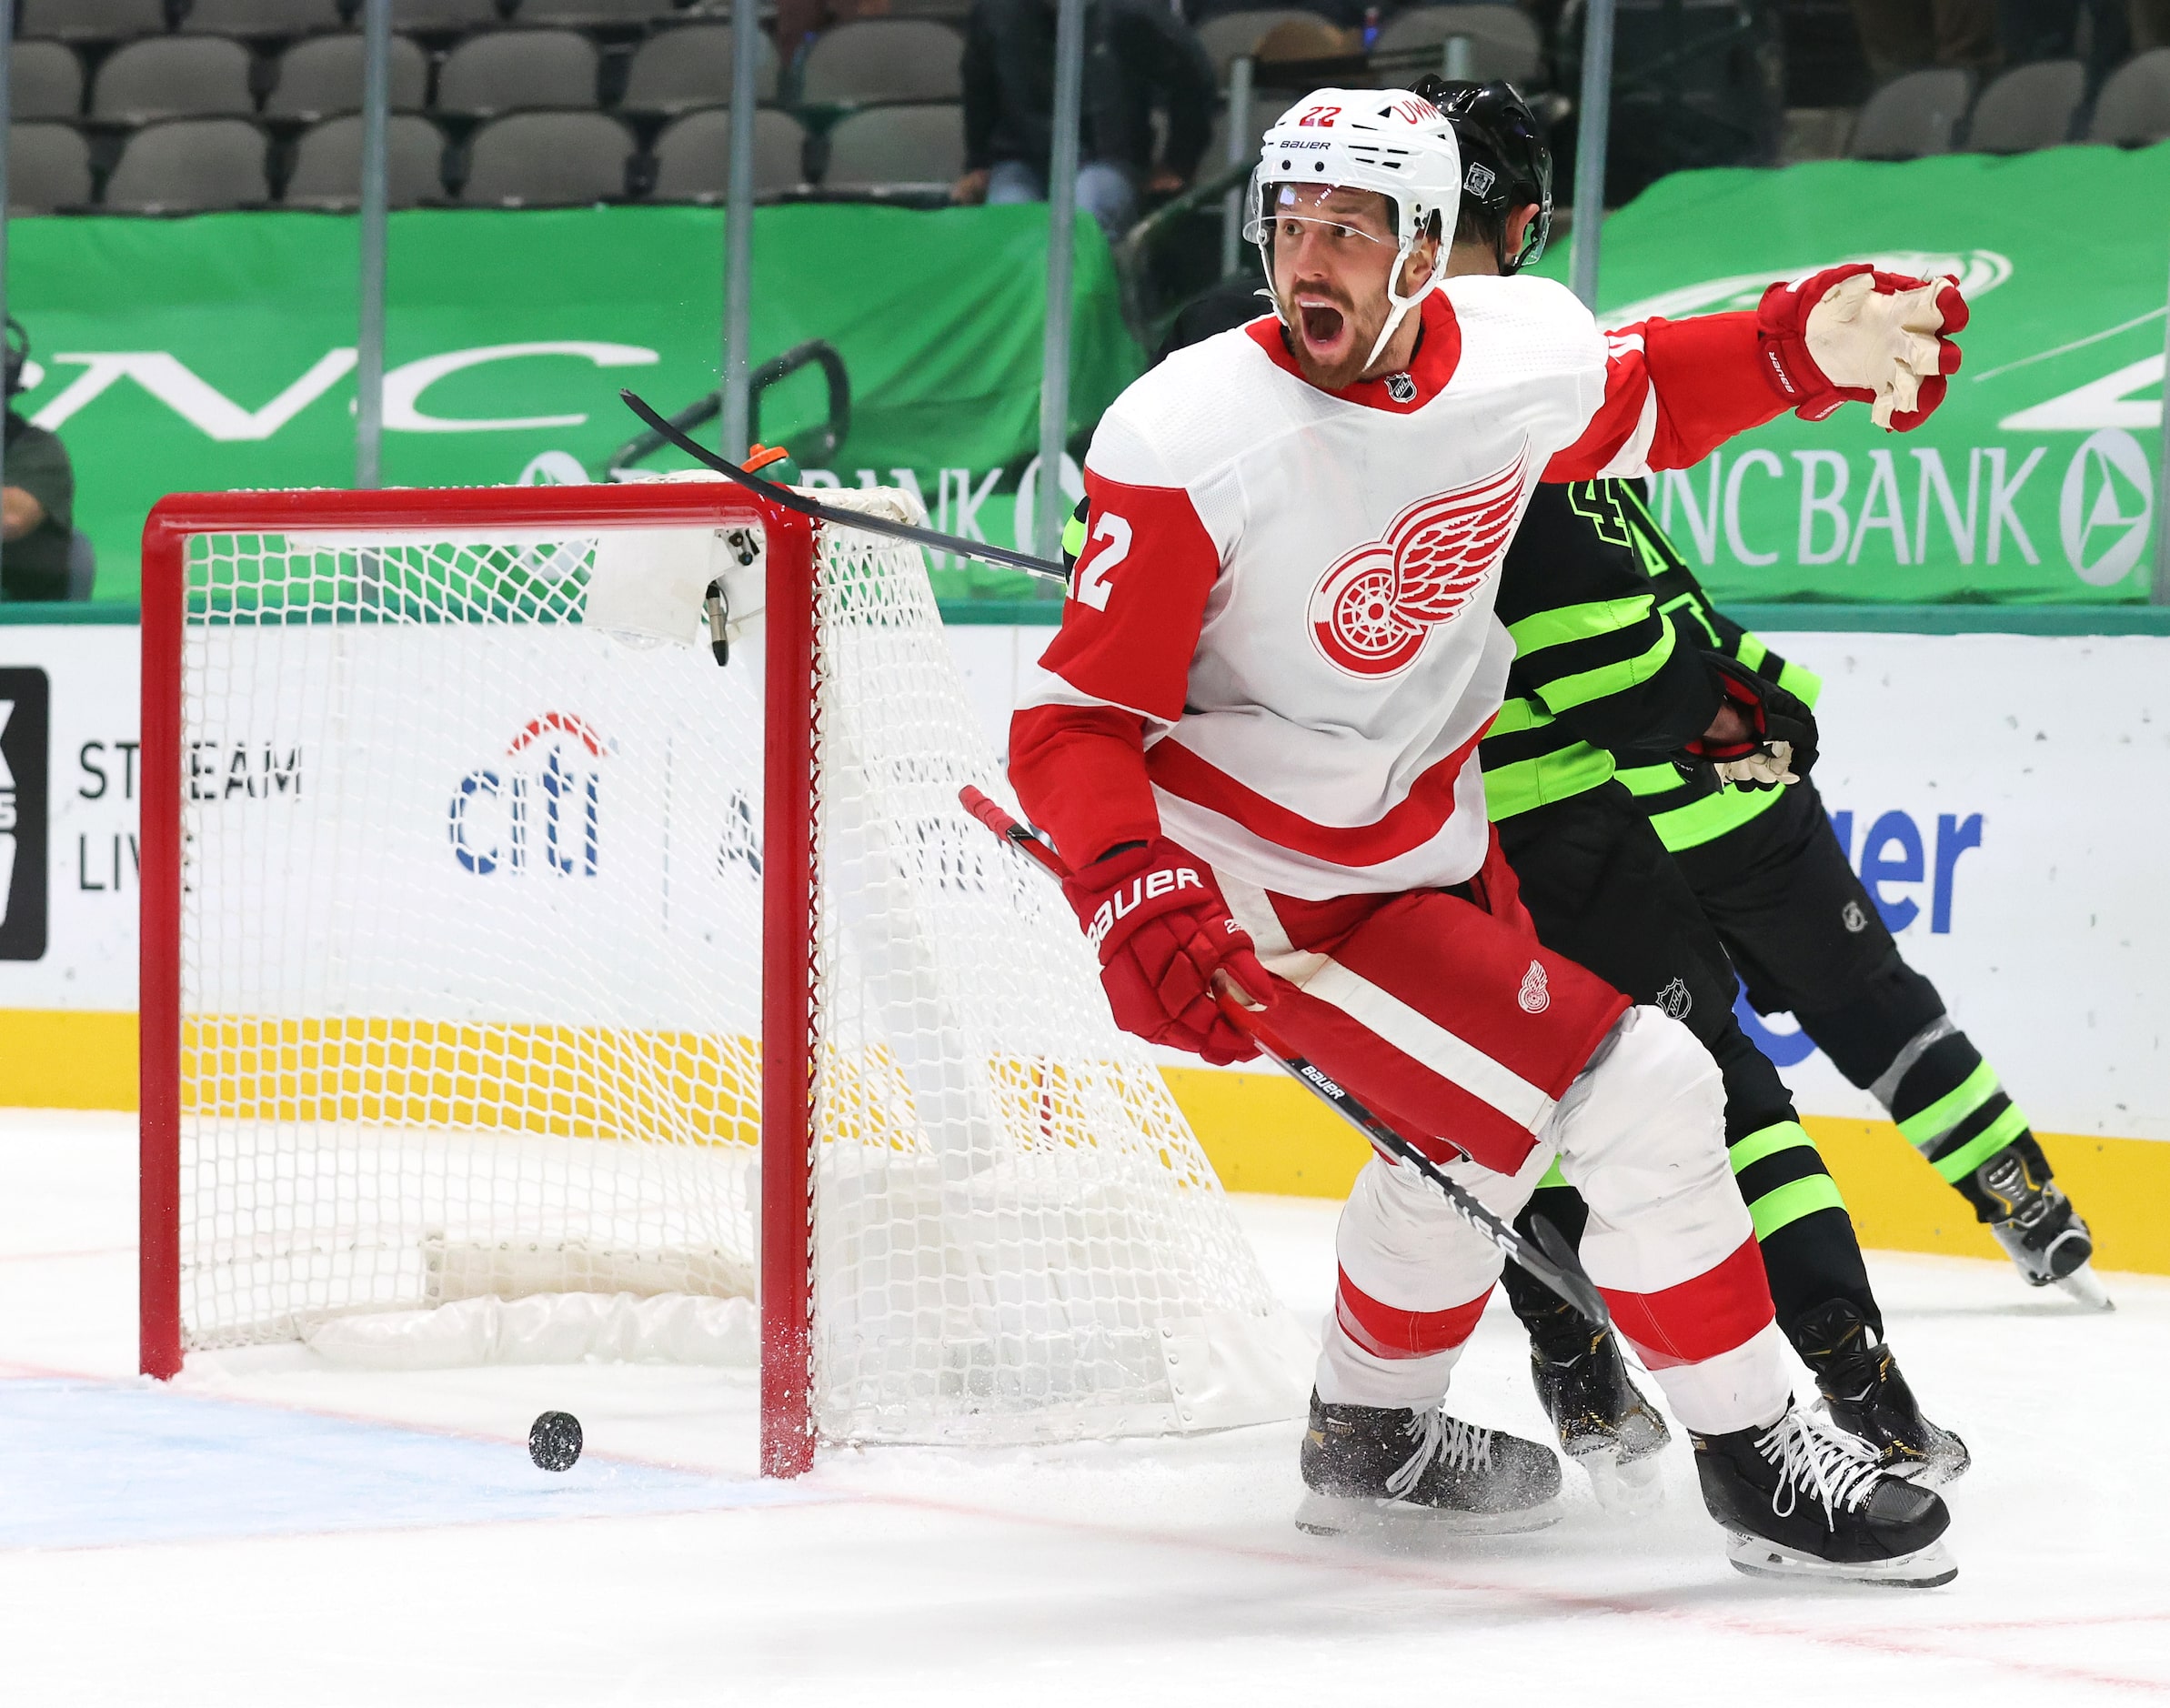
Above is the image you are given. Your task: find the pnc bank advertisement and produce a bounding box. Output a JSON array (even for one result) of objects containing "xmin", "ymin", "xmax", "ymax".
[{"xmin": 2, "ymin": 142, "xmax": 2165, "ymax": 608}]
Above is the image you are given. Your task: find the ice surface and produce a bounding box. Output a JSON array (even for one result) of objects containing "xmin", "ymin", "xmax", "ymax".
[{"xmin": 4, "ymin": 1111, "xmax": 2164, "ymax": 1706}]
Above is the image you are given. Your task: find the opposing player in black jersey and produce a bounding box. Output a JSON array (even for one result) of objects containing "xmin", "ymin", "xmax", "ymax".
[
  {"xmin": 1426, "ymin": 77, "xmax": 2105, "ymax": 1316},
  {"xmin": 1589, "ymin": 487, "xmax": 2105, "ymax": 1311}
]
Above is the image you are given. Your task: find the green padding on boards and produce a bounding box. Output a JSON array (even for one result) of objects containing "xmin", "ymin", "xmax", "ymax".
[
  {"xmin": 1728, "ymin": 1120, "xmax": 1818, "ymax": 1173},
  {"xmin": 1747, "ymin": 1173, "xmax": 1849, "ymax": 1241},
  {"xmin": 1932, "ymin": 1102, "xmax": 2033, "ymax": 1183},
  {"xmin": 7, "ymin": 204, "xmax": 1144, "ymax": 602},
  {"xmin": 1530, "ymin": 145, "xmax": 2170, "ymax": 607},
  {"xmin": 1900, "ymin": 1060, "xmax": 2001, "ymax": 1150}
]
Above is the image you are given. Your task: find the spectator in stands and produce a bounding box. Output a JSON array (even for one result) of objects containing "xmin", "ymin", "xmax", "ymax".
[
  {"xmin": 1996, "ymin": 0, "xmax": 2132, "ymax": 77},
  {"xmin": 1, "ymin": 321, "xmax": 75, "ymax": 604},
  {"xmin": 1848, "ymin": 0, "xmax": 2002, "ymax": 77},
  {"xmin": 953, "ymin": 0, "xmax": 1217, "ymax": 240}
]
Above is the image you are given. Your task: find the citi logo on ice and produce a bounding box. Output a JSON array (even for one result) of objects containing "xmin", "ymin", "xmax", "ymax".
[{"xmin": 448, "ymin": 712, "xmax": 607, "ymax": 877}]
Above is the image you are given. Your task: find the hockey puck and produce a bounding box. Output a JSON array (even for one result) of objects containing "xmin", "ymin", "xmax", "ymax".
[{"xmin": 528, "ymin": 1411, "xmax": 583, "ymax": 1472}]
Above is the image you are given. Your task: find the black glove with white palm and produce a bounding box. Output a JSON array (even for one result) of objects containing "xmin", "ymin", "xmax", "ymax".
[{"xmin": 1679, "ymin": 654, "xmax": 1819, "ymax": 791}]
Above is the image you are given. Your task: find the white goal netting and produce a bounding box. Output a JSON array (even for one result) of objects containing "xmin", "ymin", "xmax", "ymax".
[{"xmin": 173, "ymin": 485, "xmax": 1310, "ymax": 1444}]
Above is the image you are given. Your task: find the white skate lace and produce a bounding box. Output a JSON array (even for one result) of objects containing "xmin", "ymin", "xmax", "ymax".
[
  {"xmin": 1385, "ymin": 1409, "xmax": 1494, "ymax": 1499},
  {"xmin": 1757, "ymin": 1409, "xmax": 1885, "ymax": 1520}
]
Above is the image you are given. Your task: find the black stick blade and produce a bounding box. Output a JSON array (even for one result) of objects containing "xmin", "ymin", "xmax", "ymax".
[{"xmin": 1524, "ymin": 1214, "xmax": 1612, "ymax": 1328}]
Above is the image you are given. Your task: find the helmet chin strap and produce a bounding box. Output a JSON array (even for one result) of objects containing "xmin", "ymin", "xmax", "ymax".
[{"xmin": 1361, "ymin": 235, "xmax": 1448, "ymax": 374}]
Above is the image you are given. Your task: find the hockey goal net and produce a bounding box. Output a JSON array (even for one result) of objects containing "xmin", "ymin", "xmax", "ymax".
[{"xmin": 138, "ymin": 479, "xmax": 1307, "ymax": 1472}]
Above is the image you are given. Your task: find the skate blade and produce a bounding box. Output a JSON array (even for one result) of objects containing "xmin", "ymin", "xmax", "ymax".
[
  {"xmin": 1889, "ymin": 1436, "xmax": 1972, "ymax": 1490},
  {"xmin": 1574, "ymin": 1442, "xmax": 1665, "ymax": 1518},
  {"xmin": 1723, "ymin": 1532, "xmax": 1956, "ymax": 1589},
  {"xmin": 2054, "ymin": 1265, "xmax": 2115, "ymax": 1311},
  {"xmin": 1294, "ymin": 1489, "xmax": 1563, "ymax": 1540}
]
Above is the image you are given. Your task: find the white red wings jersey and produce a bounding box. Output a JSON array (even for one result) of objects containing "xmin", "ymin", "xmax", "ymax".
[{"xmin": 1011, "ymin": 279, "xmax": 1788, "ymax": 899}]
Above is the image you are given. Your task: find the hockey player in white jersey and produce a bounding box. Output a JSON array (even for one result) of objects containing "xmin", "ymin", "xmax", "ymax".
[{"xmin": 1010, "ymin": 89, "xmax": 1969, "ymax": 1585}]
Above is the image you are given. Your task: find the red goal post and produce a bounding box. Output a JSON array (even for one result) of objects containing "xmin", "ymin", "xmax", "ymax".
[
  {"xmin": 139, "ymin": 482, "xmax": 823, "ymax": 1474},
  {"xmin": 139, "ymin": 480, "xmax": 1305, "ymax": 1477}
]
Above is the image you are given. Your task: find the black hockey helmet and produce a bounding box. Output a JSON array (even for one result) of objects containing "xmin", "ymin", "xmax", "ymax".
[{"xmin": 1411, "ymin": 77, "xmax": 1552, "ymax": 276}]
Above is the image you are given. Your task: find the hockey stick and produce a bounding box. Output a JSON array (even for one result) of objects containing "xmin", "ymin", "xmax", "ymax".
[
  {"xmin": 618, "ymin": 390, "xmax": 1070, "ymax": 583},
  {"xmin": 959, "ymin": 785, "xmax": 1612, "ymax": 1328}
]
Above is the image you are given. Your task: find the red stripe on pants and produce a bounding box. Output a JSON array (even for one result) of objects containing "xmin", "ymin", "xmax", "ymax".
[
  {"xmin": 1256, "ymin": 884, "xmax": 1629, "ymax": 1174},
  {"xmin": 1602, "ymin": 1236, "xmax": 1775, "ymax": 1370},
  {"xmin": 1335, "ymin": 1269, "xmax": 1492, "ymax": 1360}
]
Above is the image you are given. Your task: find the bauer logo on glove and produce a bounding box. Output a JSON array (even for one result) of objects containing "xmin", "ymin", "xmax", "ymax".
[
  {"xmin": 1679, "ymin": 654, "xmax": 1820, "ymax": 792},
  {"xmin": 1060, "ymin": 838, "xmax": 1275, "ymax": 1065},
  {"xmin": 1082, "ymin": 862, "xmax": 1207, "ymax": 949}
]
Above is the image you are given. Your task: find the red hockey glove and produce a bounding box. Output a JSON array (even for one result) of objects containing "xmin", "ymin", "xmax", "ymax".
[
  {"xmin": 1756, "ymin": 264, "xmax": 1968, "ymax": 431},
  {"xmin": 1678, "ymin": 654, "xmax": 1820, "ymax": 791},
  {"xmin": 1061, "ymin": 839, "xmax": 1274, "ymax": 1065}
]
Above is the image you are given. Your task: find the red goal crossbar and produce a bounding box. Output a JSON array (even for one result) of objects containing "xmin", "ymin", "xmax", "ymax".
[{"xmin": 137, "ymin": 483, "xmax": 827, "ymax": 1477}]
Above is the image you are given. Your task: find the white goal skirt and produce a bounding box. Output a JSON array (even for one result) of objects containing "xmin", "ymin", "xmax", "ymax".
[{"xmin": 158, "ymin": 483, "xmax": 1311, "ymax": 1447}]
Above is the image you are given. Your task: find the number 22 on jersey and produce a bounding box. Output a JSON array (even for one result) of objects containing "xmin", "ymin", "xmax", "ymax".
[{"xmin": 1071, "ymin": 514, "xmax": 1131, "ymax": 612}]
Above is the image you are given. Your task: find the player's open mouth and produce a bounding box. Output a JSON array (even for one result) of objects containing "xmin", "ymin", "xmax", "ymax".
[{"xmin": 1298, "ymin": 302, "xmax": 1346, "ymax": 350}]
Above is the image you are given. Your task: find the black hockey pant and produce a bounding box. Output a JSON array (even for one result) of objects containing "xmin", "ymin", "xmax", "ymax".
[
  {"xmin": 1493, "ymin": 782, "xmax": 1880, "ymax": 1350},
  {"xmin": 1671, "ymin": 775, "xmax": 2055, "ymax": 1225}
]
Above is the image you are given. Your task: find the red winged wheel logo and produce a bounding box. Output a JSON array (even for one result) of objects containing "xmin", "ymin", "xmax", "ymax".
[{"xmin": 1308, "ymin": 448, "xmax": 1529, "ymax": 678}]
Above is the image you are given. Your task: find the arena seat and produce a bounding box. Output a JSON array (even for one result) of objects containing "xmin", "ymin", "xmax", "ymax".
[
  {"xmin": 2089, "ymin": 47, "xmax": 2170, "ymax": 146},
  {"xmin": 819, "ymin": 101, "xmax": 964, "ymax": 189},
  {"xmin": 92, "ymin": 36, "xmax": 259, "ymax": 124},
  {"xmin": 459, "ymin": 110, "xmax": 635, "ymax": 204},
  {"xmin": 1194, "ymin": 9, "xmax": 1339, "ymax": 80},
  {"xmin": 284, "ymin": 112, "xmax": 449, "ymax": 206},
  {"xmin": 11, "ymin": 42, "xmax": 85, "ymax": 123},
  {"xmin": 621, "ymin": 24, "xmax": 780, "ymax": 113},
  {"xmin": 1371, "ymin": 6, "xmax": 1542, "ymax": 83},
  {"xmin": 517, "ymin": 0, "xmax": 690, "ymax": 25},
  {"xmin": 104, "ymin": 117, "xmax": 273, "ymax": 211},
  {"xmin": 183, "ymin": 0, "xmax": 347, "ymax": 34},
  {"xmin": 20, "ymin": 0, "xmax": 172, "ymax": 45},
  {"xmin": 1847, "ymin": 67, "xmax": 1973, "ymax": 159},
  {"xmin": 1965, "ymin": 58, "xmax": 2083, "ymax": 153},
  {"xmin": 7, "ymin": 123, "xmax": 96, "ymax": 213},
  {"xmin": 387, "ymin": 0, "xmax": 509, "ymax": 25},
  {"xmin": 266, "ymin": 34, "xmax": 432, "ymax": 119},
  {"xmin": 648, "ymin": 105, "xmax": 808, "ymax": 198},
  {"xmin": 437, "ymin": 29, "xmax": 603, "ymax": 115},
  {"xmin": 799, "ymin": 19, "xmax": 965, "ymax": 105}
]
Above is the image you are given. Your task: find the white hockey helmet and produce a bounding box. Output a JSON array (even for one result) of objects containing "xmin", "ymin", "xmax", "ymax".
[{"xmin": 1243, "ymin": 88, "xmax": 1463, "ymax": 371}]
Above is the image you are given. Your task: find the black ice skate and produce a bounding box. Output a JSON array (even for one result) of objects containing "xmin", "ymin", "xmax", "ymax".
[
  {"xmin": 1692, "ymin": 1402, "xmax": 1955, "ymax": 1587},
  {"xmin": 1525, "ymin": 1301, "xmax": 1671, "ymax": 1514},
  {"xmin": 1974, "ymin": 1149, "xmax": 2113, "ymax": 1310},
  {"xmin": 1794, "ymin": 1300, "xmax": 1969, "ymax": 1487},
  {"xmin": 1297, "ymin": 1391, "xmax": 1562, "ymax": 1537}
]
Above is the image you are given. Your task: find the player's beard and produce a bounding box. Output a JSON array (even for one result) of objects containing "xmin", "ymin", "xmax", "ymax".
[{"xmin": 1271, "ymin": 277, "xmax": 1390, "ymax": 392}]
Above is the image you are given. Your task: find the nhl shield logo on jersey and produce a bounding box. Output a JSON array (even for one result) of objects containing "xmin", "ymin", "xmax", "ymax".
[
  {"xmin": 1384, "ymin": 371, "xmax": 1417, "ymax": 403},
  {"xmin": 1657, "ymin": 977, "xmax": 1693, "ymax": 1020},
  {"xmin": 1517, "ymin": 960, "xmax": 1550, "ymax": 1013},
  {"xmin": 1308, "ymin": 449, "xmax": 1529, "ymax": 678}
]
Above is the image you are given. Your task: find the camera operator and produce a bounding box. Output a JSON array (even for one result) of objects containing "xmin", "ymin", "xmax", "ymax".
[{"xmin": 3, "ymin": 318, "xmax": 77, "ymax": 603}]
